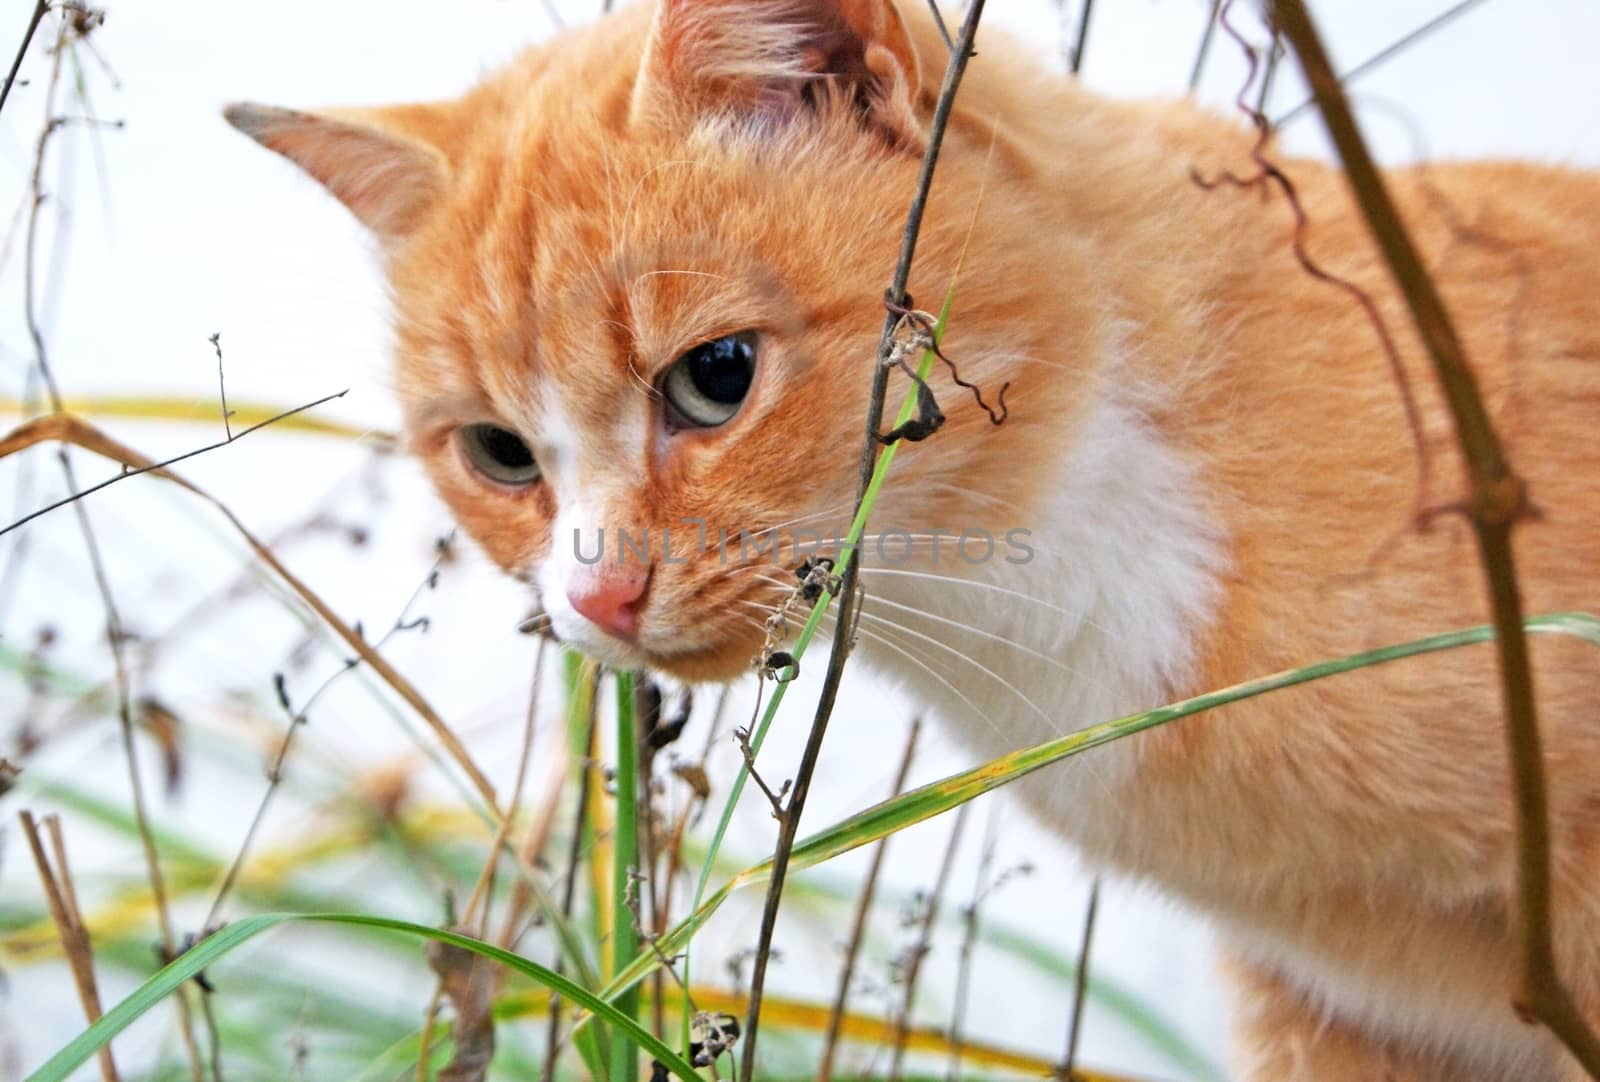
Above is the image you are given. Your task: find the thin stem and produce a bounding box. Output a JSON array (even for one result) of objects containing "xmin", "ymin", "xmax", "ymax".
[
  {"xmin": 0, "ymin": 0, "xmax": 46, "ymax": 117},
  {"xmin": 21, "ymin": 810, "xmax": 120, "ymax": 1082},
  {"xmin": 816, "ymin": 718, "xmax": 921, "ymax": 1082},
  {"xmin": 1059, "ymin": 879, "xmax": 1100, "ymax": 1080},
  {"xmin": 887, "ymin": 803, "xmax": 970, "ymax": 1082},
  {"xmin": 1254, "ymin": 17, "xmax": 1281, "ymax": 117},
  {"xmin": 1068, "ymin": 0, "xmax": 1095, "ymax": 75},
  {"xmin": 204, "ymin": 548, "xmax": 446, "ymax": 930},
  {"xmin": 609, "ymin": 670, "xmax": 642, "ymax": 1080},
  {"xmin": 947, "ymin": 810, "xmax": 998, "ymax": 1080},
  {"xmin": 634, "ymin": 679, "xmax": 668, "ymax": 1040},
  {"xmin": 0, "ymin": 389, "xmax": 349, "ymax": 539},
  {"xmin": 541, "ymin": 659, "xmax": 601, "ymax": 1082},
  {"xmin": 209, "ymin": 333, "xmax": 232, "ymax": 439},
  {"xmin": 925, "ymin": 1, "xmax": 953, "ymax": 52},
  {"xmin": 1275, "ymin": 0, "xmax": 1494, "ymax": 127},
  {"xmin": 415, "ymin": 639, "xmax": 550, "ymax": 1079},
  {"xmin": 1273, "ymin": 1, "xmax": 1600, "ymax": 1075},
  {"xmin": 474, "ymin": 636, "xmax": 549, "ymax": 936},
  {"xmin": 1188, "ymin": 0, "xmax": 1223, "ymax": 93},
  {"xmin": 735, "ymin": 6, "xmax": 987, "ymax": 1077}
]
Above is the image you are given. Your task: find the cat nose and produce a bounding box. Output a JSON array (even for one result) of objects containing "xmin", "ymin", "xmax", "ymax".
[{"xmin": 566, "ymin": 566, "xmax": 650, "ymax": 641}]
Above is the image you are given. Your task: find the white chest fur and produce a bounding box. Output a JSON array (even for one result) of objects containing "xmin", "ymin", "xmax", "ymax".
[{"xmin": 852, "ymin": 384, "xmax": 1227, "ymax": 851}]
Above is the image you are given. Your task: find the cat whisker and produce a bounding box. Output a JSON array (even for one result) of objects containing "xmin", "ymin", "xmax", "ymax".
[
  {"xmin": 856, "ymin": 565, "xmax": 1081, "ymax": 617},
  {"xmin": 845, "ymin": 621, "xmax": 1014, "ymax": 736},
  {"xmin": 860, "ymin": 593, "xmax": 1093, "ymax": 681},
  {"xmin": 733, "ymin": 544, "xmax": 1101, "ymax": 635},
  {"xmin": 740, "ymin": 600, "xmax": 1108, "ymax": 793},
  {"xmin": 847, "ymin": 620, "xmax": 1113, "ymax": 802},
  {"xmin": 741, "ymin": 596, "xmax": 1108, "ymax": 795},
  {"xmin": 985, "ymin": 351, "xmax": 1076, "ymax": 372},
  {"xmin": 625, "ymin": 356, "xmax": 662, "ymax": 400},
  {"xmin": 855, "ymin": 564, "xmax": 1123, "ymax": 643},
  {"xmin": 818, "ymin": 532, "xmax": 1000, "ymax": 545},
  {"xmin": 862, "ymin": 615, "xmax": 1117, "ymax": 801},
  {"xmin": 613, "ymin": 156, "xmax": 708, "ymax": 280},
  {"xmin": 849, "ymin": 609, "xmax": 1063, "ymax": 733},
  {"xmin": 903, "ymin": 476, "xmax": 1029, "ymax": 514},
  {"xmin": 596, "ymin": 315, "xmax": 641, "ymax": 356},
  {"xmin": 749, "ymin": 503, "xmax": 856, "ymax": 534},
  {"xmin": 747, "ymin": 571, "xmax": 829, "ymax": 610},
  {"xmin": 747, "ymin": 561, "xmax": 1117, "ymax": 665},
  {"xmin": 630, "ymin": 268, "xmax": 730, "ymax": 287},
  {"xmin": 733, "ymin": 613, "xmax": 773, "ymax": 636}
]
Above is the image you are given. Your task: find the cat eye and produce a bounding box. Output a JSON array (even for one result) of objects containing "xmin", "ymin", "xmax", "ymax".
[
  {"xmin": 459, "ymin": 423, "xmax": 541, "ymax": 486},
  {"xmin": 661, "ymin": 332, "xmax": 757, "ymax": 429}
]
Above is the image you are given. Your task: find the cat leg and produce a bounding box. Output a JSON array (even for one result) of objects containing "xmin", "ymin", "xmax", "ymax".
[{"xmin": 1224, "ymin": 956, "xmax": 1469, "ymax": 1082}]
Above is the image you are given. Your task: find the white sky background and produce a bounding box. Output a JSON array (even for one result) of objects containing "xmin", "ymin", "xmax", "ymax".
[{"xmin": 0, "ymin": 1, "xmax": 1597, "ymax": 1079}]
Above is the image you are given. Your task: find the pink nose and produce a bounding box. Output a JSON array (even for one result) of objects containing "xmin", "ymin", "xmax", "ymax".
[{"xmin": 566, "ymin": 567, "xmax": 650, "ymax": 640}]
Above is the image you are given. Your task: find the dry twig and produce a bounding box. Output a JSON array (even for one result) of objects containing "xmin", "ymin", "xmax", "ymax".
[
  {"xmin": 817, "ymin": 717, "xmax": 920, "ymax": 1082},
  {"xmin": 203, "ymin": 541, "xmax": 453, "ymax": 931},
  {"xmin": 736, "ymin": 5, "xmax": 988, "ymax": 1075},
  {"xmin": 1057, "ymin": 879, "xmax": 1100, "ymax": 1081},
  {"xmin": 1192, "ymin": 1, "xmax": 1433, "ymax": 516},
  {"xmin": 0, "ymin": 0, "xmax": 47, "ymax": 116},
  {"xmin": 21, "ymin": 810, "xmax": 119, "ymax": 1082},
  {"xmin": 887, "ymin": 803, "xmax": 970, "ymax": 1082},
  {"xmin": 0, "ymin": 389, "xmax": 349, "ymax": 540},
  {"xmin": 1273, "ymin": 0, "xmax": 1600, "ymax": 1074},
  {"xmin": 1274, "ymin": 0, "xmax": 1495, "ymax": 127}
]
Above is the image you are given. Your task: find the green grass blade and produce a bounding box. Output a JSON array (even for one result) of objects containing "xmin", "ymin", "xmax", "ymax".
[
  {"xmin": 562, "ymin": 652, "xmax": 611, "ymax": 1078},
  {"xmin": 604, "ymin": 612, "xmax": 1600, "ymax": 1012},
  {"xmin": 25, "ymin": 913, "xmax": 701, "ymax": 1082},
  {"xmin": 609, "ymin": 670, "xmax": 641, "ymax": 1079}
]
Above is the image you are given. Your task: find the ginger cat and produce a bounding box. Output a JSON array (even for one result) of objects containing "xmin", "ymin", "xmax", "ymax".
[{"xmin": 225, "ymin": 2, "xmax": 1600, "ymax": 1078}]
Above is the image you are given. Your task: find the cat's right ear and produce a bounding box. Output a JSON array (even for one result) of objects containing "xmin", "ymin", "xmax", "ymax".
[
  {"xmin": 632, "ymin": 0, "xmax": 925, "ymax": 149},
  {"xmin": 223, "ymin": 102, "xmax": 455, "ymax": 243}
]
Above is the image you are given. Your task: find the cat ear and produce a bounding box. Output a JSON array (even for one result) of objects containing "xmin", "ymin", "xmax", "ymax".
[
  {"xmin": 223, "ymin": 101, "xmax": 456, "ymax": 242},
  {"xmin": 632, "ymin": 0, "xmax": 924, "ymax": 148}
]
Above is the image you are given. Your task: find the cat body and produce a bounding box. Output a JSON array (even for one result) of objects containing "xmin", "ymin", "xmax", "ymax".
[{"xmin": 227, "ymin": 3, "xmax": 1600, "ymax": 1078}]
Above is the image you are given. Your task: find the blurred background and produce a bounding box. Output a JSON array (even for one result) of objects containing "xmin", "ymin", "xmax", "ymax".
[{"xmin": 1, "ymin": 0, "xmax": 1597, "ymax": 1078}]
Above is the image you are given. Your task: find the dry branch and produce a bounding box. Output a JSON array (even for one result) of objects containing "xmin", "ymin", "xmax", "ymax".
[
  {"xmin": 735, "ymin": 4, "xmax": 988, "ymax": 1076},
  {"xmin": 887, "ymin": 802, "xmax": 970, "ymax": 1082},
  {"xmin": 21, "ymin": 810, "xmax": 119, "ymax": 1082},
  {"xmin": 0, "ymin": 0, "xmax": 47, "ymax": 117},
  {"xmin": 1273, "ymin": 0, "xmax": 1600, "ymax": 1075},
  {"xmin": 0, "ymin": 389, "xmax": 348, "ymax": 539},
  {"xmin": 1057, "ymin": 879, "xmax": 1100, "ymax": 1080},
  {"xmin": 817, "ymin": 717, "xmax": 920, "ymax": 1082}
]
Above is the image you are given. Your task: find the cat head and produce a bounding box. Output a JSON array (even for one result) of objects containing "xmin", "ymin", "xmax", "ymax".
[{"xmin": 225, "ymin": 0, "xmax": 1075, "ymax": 681}]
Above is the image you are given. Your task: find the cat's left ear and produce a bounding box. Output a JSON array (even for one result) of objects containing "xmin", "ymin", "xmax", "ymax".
[
  {"xmin": 632, "ymin": 0, "xmax": 924, "ymax": 149},
  {"xmin": 223, "ymin": 101, "xmax": 458, "ymax": 243}
]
